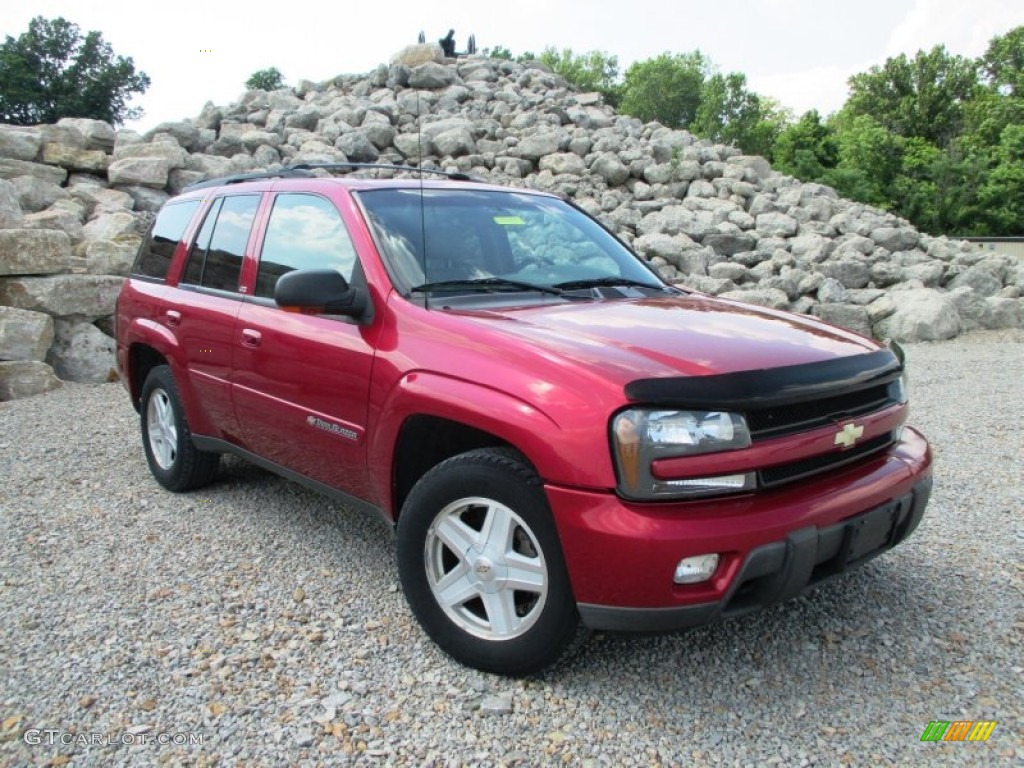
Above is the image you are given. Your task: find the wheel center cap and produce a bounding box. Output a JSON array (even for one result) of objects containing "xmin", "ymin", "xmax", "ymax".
[{"xmin": 473, "ymin": 557, "xmax": 495, "ymax": 582}]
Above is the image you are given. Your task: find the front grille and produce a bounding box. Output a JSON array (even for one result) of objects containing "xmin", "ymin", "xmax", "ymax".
[
  {"xmin": 758, "ymin": 432, "xmax": 894, "ymax": 488},
  {"xmin": 747, "ymin": 384, "xmax": 894, "ymax": 439}
]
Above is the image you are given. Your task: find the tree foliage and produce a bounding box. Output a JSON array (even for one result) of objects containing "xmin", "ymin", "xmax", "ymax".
[
  {"xmin": 245, "ymin": 67, "xmax": 285, "ymax": 91},
  {"xmin": 844, "ymin": 45, "xmax": 977, "ymax": 148},
  {"xmin": 618, "ymin": 52, "xmax": 707, "ymax": 128},
  {"xmin": 775, "ymin": 26, "xmax": 1024, "ymax": 236},
  {"xmin": 0, "ymin": 16, "xmax": 150, "ymax": 126},
  {"xmin": 537, "ymin": 47, "xmax": 621, "ymax": 104},
  {"xmin": 690, "ymin": 72, "xmax": 788, "ymax": 158}
]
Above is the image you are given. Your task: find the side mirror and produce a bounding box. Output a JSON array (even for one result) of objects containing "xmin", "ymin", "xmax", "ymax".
[{"xmin": 274, "ymin": 269, "xmax": 367, "ymax": 318}]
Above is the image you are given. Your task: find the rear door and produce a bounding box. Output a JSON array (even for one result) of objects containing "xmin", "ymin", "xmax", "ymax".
[
  {"xmin": 231, "ymin": 190, "xmax": 380, "ymax": 499},
  {"xmin": 173, "ymin": 193, "xmax": 263, "ymax": 441}
]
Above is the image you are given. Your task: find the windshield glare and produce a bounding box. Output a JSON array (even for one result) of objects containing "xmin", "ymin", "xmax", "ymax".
[{"xmin": 356, "ymin": 188, "xmax": 665, "ymax": 295}]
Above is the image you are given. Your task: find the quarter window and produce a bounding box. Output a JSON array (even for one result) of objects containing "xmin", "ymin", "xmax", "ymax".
[
  {"xmin": 255, "ymin": 194, "xmax": 357, "ymax": 298},
  {"xmin": 132, "ymin": 200, "xmax": 200, "ymax": 280}
]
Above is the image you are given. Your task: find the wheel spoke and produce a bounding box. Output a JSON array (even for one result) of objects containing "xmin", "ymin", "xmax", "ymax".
[
  {"xmin": 433, "ymin": 563, "xmax": 479, "ymax": 609},
  {"xmin": 433, "ymin": 514, "xmax": 479, "ymax": 556},
  {"xmin": 480, "ymin": 588, "xmax": 519, "ymax": 635},
  {"xmin": 478, "ymin": 503, "xmax": 516, "ymax": 559},
  {"xmin": 503, "ymin": 551, "xmax": 546, "ymax": 594}
]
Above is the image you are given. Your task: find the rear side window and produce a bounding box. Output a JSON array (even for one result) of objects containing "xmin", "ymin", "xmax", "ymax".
[
  {"xmin": 132, "ymin": 200, "xmax": 200, "ymax": 280},
  {"xmin": 181, "ymin": 195, "xmax": 260, "ymax": 292},
  {"xmin": 254, "ymin": 193, "xmax": 358, "ymax": 298}
]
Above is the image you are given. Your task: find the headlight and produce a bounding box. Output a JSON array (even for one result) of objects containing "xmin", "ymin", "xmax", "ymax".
[{"xmin": 611, "ymin": 409, "xmax": 754, "ymax": 500}]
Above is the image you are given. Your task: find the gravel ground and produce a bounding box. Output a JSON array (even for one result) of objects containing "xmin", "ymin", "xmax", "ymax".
[{"xmin": 1, "ymin": 330, "xmax": 1022, "ymax": 767}]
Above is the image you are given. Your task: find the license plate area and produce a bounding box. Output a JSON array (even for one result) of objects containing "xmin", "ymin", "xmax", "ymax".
[{"xmin": 844, "ymin": 500, "xmax": 900, "ymax": 565}]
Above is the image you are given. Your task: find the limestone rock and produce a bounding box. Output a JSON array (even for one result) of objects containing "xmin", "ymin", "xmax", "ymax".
[
  {"xmin": 0, "ymin": 125, "xmax": 43, "ymax": 161},
  {"xmin": 408, "ymin": 62, "xmax": 456, "ymax": 89},
  {"xmin": 390, "ymin": 44, "xmax": 444, "ymax": 68},
  {"xmin": 0, "ymin": 230, "xmax": 72, "ymax": 276},
  {"xmin": 0, "ymin": 360, "xmax": 62, "ymax": 400},
  {"xmin": 46, "ymin": 319, "xmax": 118, "ymax": 383},
  {"xmin": 41, "ymin": 144, "xmax": 109, "ymax": 172},
  {"xmin": 0, "ymin": 274, "xmax": 124, "ymax": 320},
  {"xmin": 0, "ymin": 180, "xmax": 23, "ymax": 228},
  {"xmin": 873, "ymin": 289, "xmax": 962, "ymax": 342},
  {"xmin": 108, "ymin": 157, "xmax": 171, "ymax": 188},
  {"xmin": 0, "ymin": 306, "xmax": 54, "ymax": 361},
  {"xmin": 0, "ymin": 158, "xmax": 67, "ymax": 186},
  {"xmin": 812, "ymin": 303, "xmax": 872, "ymax": 337},
  {"xmin": 946, "ymin": 265, "xmax": 1003, "ymax": 297},
  {"xmin": 986, "ymin": 297, "xmax": 1022, "ymax": 329},
  {"xmin": 57, "ymin": 118, "xmax": 116, "ymax": 150},
  {"xmin": 85, "ymin": 237, "xmax": 141, "ymax": 275}
]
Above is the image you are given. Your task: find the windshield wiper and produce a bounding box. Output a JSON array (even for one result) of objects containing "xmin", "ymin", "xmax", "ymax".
[
  {"xmin": 552, "ymin": 276, "xmax": 668, "ymax": 291},
  {"xmin": 410, "ymin": 277, "xmax": 565, "ymax": 297}
]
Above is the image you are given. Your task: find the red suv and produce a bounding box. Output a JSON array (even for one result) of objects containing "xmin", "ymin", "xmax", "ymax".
[{"xmin": 116, "ymin": 164, "xmax": 932, "ymax": 675}]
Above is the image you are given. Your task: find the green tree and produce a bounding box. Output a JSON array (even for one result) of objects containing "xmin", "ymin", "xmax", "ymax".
[
  {"xmin": 690, "ymin": 72, "xmax": 788, "ymax": 157},
  {"xmin": 0, "ymin": 16, "xmax": 150, "ymax": 125},
  {"xmin": 245, "ymin": 67, "xmax": 285, "ymax": 91},
  {"xmin": 979, "ymin": 25, "xmax": 1024, "ymax": 96},
  {"xmin": 844, "ymin": 45, "xmax": 978, "ymax": 148},
  {"xmin": 772, "ymin": 110, "xmax": 839, "ymax": 179},
  {"xmin": 537, "ymin": 47, "xmax": 620, "ymax": 103},
  {"xmin": 618, "ymin": 51, "xmax": 708, "ymax": 128}
]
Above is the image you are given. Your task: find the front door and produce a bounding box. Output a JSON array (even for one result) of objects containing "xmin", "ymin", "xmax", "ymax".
[{"xmin": 231, "ymin": 191, "xmax": 380, "ymax": 500}]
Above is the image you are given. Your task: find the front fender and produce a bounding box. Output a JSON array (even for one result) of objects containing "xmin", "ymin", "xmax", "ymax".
[{"xmin": 367, "ymin": 371, "xmax": 616, "ymax": 515}]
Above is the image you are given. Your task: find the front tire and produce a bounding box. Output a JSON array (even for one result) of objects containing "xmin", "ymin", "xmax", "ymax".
[
  {"xmin": 397, "ymin": 448, "xmax": 585, "ymax": 676},
  {"xmin": 140, "ymin": 365, "xmax": 219, "ymax": 492}
]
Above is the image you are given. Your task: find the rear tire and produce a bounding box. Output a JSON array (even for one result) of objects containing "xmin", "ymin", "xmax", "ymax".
[
  {"xmin": 140, "ymin": 365, "xmax": 219, "ymax": 492},
  {"xmin": 397, "ymin": 448, "xmax": 585, "ymax": 676}
]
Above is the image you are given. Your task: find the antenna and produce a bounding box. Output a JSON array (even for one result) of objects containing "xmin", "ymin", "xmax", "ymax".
[{"xmin": 417, "ymin": 91, "xmax": 429, "ymax": 310}]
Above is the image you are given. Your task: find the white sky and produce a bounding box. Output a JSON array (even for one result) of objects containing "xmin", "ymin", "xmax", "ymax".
[{"xmin": 2, "ymin": 0, "xmax": 1022, "ymax": 132}]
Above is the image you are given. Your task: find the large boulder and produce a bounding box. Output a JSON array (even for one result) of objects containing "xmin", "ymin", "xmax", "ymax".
[
  {"xmin": 408, "ymin": 62, "xmax": 456, "ymax": 89},
  {"xmin": 0, "ymin": 360, "xmax": 62, "ymax": 400},
  {"xmin": 390, "ymin": 44, "xmax": 444, "ymax": 68},
  {"xmin": 0, "ymin": 180, "xmax": 23, "ymax": 228},
  {"xmin": 0, "ymin": 306, "xmax": 54, "ymax": 361},
  {"xmin": 107, "ymin": 157, "xmax": 171, "ymax": 188},
  {"xmin": 46, "ymin": 319, "xmax": 117, "ymax": 383},
  {"xmin": 0, "ymin": 125, "xmax": 43, "ymax": 161},
  {"xmin": 0, "ymin": 158, "xmax": 67, "ymax": 186},
  {"xmin": 85, "ymin": 237, "xmax": 141, "ymax": 275},
  {"xmin": 0, "ymin": 274, "xmax": 124, "ymax": 321},
  {"xmin": 873, "ymin": 288, "xmax": 962, "ymax": 342},
  {"xmin": 0, "ymin": 229, "xmax": 73, "ymax": 276},
  {"xmin": 56, "ymin": 118, "xmax": 116, "ymax": 150}
]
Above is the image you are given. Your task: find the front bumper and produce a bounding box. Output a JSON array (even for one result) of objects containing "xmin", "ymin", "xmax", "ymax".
[{"xmin": 547, "ymin": 426, "xmax": 932, "ymax": 632}]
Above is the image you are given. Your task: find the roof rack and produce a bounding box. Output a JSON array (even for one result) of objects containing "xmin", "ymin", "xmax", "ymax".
[
  {"xmin": 182, "ymin": 162, "xmax": 484, "ymax": 192},
  {"xmin": 182, "ymin": 167, "xmax": 315, "ymax": 192},
  {"xmin": 289, "ymin": 162, "xmax": 482, "ymax": 182}
]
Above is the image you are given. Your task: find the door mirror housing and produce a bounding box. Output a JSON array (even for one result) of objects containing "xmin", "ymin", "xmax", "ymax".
[{"xmin": 274, "ymin": 269, "xmax": 367, "ymax": 318}]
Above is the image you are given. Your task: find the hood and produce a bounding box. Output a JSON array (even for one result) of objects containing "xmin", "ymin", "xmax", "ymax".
[{"xmin": 451, "ymin": 294, "xmax": 880, "ymax": 387}]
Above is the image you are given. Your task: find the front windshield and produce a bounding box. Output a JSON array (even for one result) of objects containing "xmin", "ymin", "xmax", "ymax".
[{"xmin": 356, "ymin": 188, "xmax": 666, "ymax": 296}]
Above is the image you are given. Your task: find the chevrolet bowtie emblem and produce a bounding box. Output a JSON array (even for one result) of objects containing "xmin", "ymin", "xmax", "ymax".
[{"xmin": 834, "ymin": 423, "xmax": 865, "ymax": 449}]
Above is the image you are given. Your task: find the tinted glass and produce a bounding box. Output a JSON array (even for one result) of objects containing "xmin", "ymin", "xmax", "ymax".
[
  {"xmin": 182, "ymin": 198, "xmax": 222, "ymax": 285},
  {"xmin": 255, "ymin": 194, "xmax": 358, "ymax": 298},
  {"xmin": 202, "ymin": 195, "xmax": 260, "ymax": 291},
  {"xmin": 132, "ymin": 200, "xmax": 200, "ymax": 279}
]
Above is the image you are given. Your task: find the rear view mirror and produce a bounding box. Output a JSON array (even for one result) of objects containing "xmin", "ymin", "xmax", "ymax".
[{"xmin": 274, "ymin": 269, "xmax": 367, "ymax": 317}]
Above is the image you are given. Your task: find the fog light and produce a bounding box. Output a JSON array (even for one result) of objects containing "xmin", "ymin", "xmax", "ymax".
[{"xmin": 674, "ymin": 554, "xmax": 720, "ymax": 584}]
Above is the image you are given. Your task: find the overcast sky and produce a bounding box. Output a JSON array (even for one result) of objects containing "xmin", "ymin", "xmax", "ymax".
[{"xmin": 2, "ymin": 0, "xmax": 1022, "ymax": 132}]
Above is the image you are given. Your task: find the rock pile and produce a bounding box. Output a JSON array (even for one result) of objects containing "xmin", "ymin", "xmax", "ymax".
[{"xmin": 1, "ymin": 43, "xmax": 1021, "ymax": 399}]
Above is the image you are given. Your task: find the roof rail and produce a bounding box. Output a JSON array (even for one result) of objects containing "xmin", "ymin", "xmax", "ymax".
[
  {"xmin": 182, "ymin": 162, "xmax": 485, "ymax": 193},
  {"xmin": 182, "ymin": 167, "xmax": 316, "ymax": 191},
  {"xmin": 289, "ymin": 162, "xmax": 482, "ymax": 182}
]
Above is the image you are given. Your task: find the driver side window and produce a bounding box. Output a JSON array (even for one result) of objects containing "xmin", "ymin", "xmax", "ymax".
[{"xmin": 255, "ymin": 193, "xmax": 358, "ymax": 298}]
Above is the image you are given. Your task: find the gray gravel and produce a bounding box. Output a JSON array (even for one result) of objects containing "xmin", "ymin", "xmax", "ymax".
[{"xmin": 1, "ymin": 330, "xmax": 1022, "ymax": 767}]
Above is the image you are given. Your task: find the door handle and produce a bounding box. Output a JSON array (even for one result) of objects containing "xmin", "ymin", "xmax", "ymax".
[
  {"xmin": 165, "ymin": 310, "xmax": 181, "ymax": 326},
  {"xmin": 241, "ymin": 328, "xmax": 262, "ymax": 348}
]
